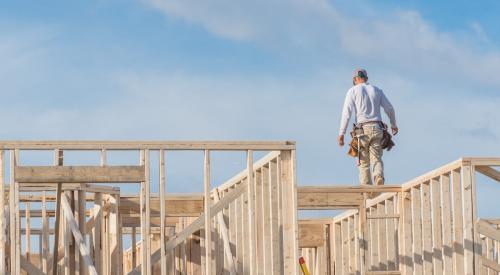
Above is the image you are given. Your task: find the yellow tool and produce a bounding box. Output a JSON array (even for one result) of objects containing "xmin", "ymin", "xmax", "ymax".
[{"xmin": 299, "ymin": 257, "xmax": 310, "ymax": 275}]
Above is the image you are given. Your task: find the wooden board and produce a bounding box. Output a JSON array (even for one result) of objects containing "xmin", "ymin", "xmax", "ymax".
[
  {"xmin": 298, "ymin": 223, "xmax": 325, "ymax": 248},
  {"xmin": 15, "ymin": 166, "xmax": 145, "ymax": 183},
  {"xmin": 476, "ymin": 165, "xmax": 500, "ymax": 182},
  {"xmin": 298, "ymin": 192, "xmax": 363, "ymax": 209},
  {"xmin": 0, "ymin": 140, "xmax": 295, "ymax": 150},
  {"xmin": 119, "ymin": 196, "xmax": 203, "ymax": 216}
]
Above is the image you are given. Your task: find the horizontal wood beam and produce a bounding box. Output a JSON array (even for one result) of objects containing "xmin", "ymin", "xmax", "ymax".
[
  {"xmin": 15, "ymin": 166, "xmax": 145, "ymax": 183},
  {"xmin": 476, "ymin": 165, "xmax": 500, "ymax": 182},
  {"xmin": 119, "ymin": 196, "xmax": 203, "ymax": 216},
  {"xmin": 5, "ymin": 183, "xmax": 120, "ymax": 194},
  {"xmin": 298, "ymin": 185, "xmax": 402, "ymax": 193},
  {"xmin": 298, "ymin": 191, "xmax": 363, "ymax": 209},
  {"xmin": 367, "ymin": 214, "xmax": 400, "ymax": 219},
  {"xmin": 478, "ymin": 219, "xmax": 500, "ymax": 241},
  {"xmin": 297, "ymin": 186, "xmax": 402, "ymax": 209},
  {"xmin": 298, "ymin": 223, "xmax": 324, "ymax": 248},
  {"xmin": 0, "ymin": 140, "xmax": 295, "ymax": 150}
]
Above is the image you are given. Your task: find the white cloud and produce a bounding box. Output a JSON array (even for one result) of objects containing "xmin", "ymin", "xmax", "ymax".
[{"xmin": 143, "ymin": 0, "xmax": 500, "ymax": 86}]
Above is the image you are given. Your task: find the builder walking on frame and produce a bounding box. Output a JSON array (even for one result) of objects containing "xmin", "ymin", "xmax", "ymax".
[{"xmin": 338, "ymin": 68, "xmax": 398, "ymax": 185}]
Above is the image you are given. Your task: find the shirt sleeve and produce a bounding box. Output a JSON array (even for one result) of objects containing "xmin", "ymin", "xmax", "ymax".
[
  {"xmin": 339, "ymin": 90, "xmax": 354, "ymax": 135},
  {"xmin": 380, "ymin": 90, "xmax": 397, "ymax": 128}
]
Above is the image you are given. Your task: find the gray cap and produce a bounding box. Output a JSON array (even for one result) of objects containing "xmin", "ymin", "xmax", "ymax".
[{"xmin": 353, "ymin": 68, "xmax": 368, "ymax": 78}]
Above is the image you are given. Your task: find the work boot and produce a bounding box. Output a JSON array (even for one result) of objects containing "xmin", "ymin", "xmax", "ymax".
[{"xmin": 375, "ymin": 175, "xmax": 385, "ymax": 186}]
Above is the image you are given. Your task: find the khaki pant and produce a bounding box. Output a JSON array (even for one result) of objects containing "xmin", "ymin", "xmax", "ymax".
[{"xmin": 357, "ymin": 123, "xmax": 384, "ymax": 185}]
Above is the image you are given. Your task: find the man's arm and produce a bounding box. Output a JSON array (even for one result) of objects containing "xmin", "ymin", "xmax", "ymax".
[
  {"xmin": 380, "ymin": 90, "xmax": 398, "ymax": 135},
  {"xmin": 338, "ymin": 90, "xmax": 354, "ymax": 146}
]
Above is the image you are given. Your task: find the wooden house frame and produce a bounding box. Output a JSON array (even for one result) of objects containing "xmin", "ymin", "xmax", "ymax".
[
  {"xmin": 0, "ymin": 141, "xmax": 298, "ymax": 274},
  {"xmin": 298, "ymin": 158, "xmax": 500, "ymax": 275},
  {"xmin": 1, "ymin": 140, "xmax": 498, "ymax": 274}
]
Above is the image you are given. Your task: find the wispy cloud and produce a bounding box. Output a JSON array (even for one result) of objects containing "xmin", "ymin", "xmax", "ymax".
[{"xmin": 143, "ymin": 0, "xmax": 500, "ymax": 87}]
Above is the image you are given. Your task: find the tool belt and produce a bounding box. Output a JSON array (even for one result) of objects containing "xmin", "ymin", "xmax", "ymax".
[{"xmin": 347, "ymin": 121, "xmax": 395, "ymax": 158}]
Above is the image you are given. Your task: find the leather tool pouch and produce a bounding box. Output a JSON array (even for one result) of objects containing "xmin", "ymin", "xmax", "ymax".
[
  {"xmin": 380, "ymin": 122, "xmax": 395, "ymax": 151},
  {"xmin": 347, "ymin": 124, "xmax": 363, "ymax": 157}
]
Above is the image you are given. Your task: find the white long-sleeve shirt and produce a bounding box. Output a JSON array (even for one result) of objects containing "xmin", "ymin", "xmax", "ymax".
[{"xmin": 339, "ymin": 83, "xmax": 397, "ymax": 135}]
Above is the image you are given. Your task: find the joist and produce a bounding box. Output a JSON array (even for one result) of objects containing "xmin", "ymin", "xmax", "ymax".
[{"xmin": 15, "ymin": 166, "xmax": 145, "ymax": 183}]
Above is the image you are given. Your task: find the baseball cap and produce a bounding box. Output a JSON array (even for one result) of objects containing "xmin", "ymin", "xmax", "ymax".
[{"xmin": 353, "ymin": 68, "xmax": 368, "ymax": 78}]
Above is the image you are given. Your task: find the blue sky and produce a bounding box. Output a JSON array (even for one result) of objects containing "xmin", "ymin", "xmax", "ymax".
[{"xmin": 1, "ymin": 1, "xmax": 499, "ymax": 217}]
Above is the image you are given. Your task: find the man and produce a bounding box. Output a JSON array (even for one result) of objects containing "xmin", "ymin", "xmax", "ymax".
[{"xmin": 338, "ymin": 68, "xmax": 398, "ymax": 185}]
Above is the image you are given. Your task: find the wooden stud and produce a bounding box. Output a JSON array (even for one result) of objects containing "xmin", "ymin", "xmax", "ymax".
[
  {"xmin": 386, "ymin": 198, "xmax": 397, "ymax": 270},
  {"xmin": 440, "ymin": 173, "xmax": 454, "ymax": 274},
  {"xmin": 431, "ymin": 177, "xmax": 444, "ymax": 275},
  {"xmin": 246, "ymin": 150, "xmax": 257, "ymax": 275},
  {"xmin": 42, "ymin": 191, "xmax": 49, "ymax": 273},
  {"xmin": 422, "ymin": 182, "xmax": 433, "ymax": 274},
  {"xmin": 9, "ymin": 150, "xmax": 16, "ymax": 274},
  {"xmin": 269, "ymin": 159, "xmax": 281, "ymax": 274},
  {"xmin": 462, "ymin": 165, "xmax": 475, "ymax": 275},
  {"xmin": 0, "ymin": 150, "xmax": 4, "ymax": 275},
  {"xmin": 242, "ymin": 178, "xmax": 250, "ymax": 275},
  {"xmin": 204, "ymin": 150, "xmax": 212, "ymax": 275},
  {"xmin": 25, "ymin": 202, "xmax": 31, "ymax": 262},
  {"xmin": 369, "ymin": 207, "xmax": 379, "ymax": 271},
  {"xmin": 140, "ymin": 149, "xmax": 150, "ymax": 275},
  {"xmin": 341, "ymin": 219, "xmax": 349, "ymax": 274},
  {"xmin": 159, "ymin": 149, "xmax": 166, "ymax": 275},
  {"xmin": 14, "ymin": 149, "xmax": 21, "ymax": 274},
  {"xmin": 51, "ymin": 149, "xmax": 63, "ymax": 275},
  {"xmin": 348, "ymin": 215, "xmax": 356, "ymax": 273},
  {"xmin": 236, "ymin": 194, "xmax": 243, "ymax": 274},
  {"xmin": 411, "ymin": 186, "xmax": 423, "ymax": 274},
  {"xmin": 109, "ymin": 194, "xmax": 121, "ymax": 274},
  {"xmin": 377, "ymin": 203, "xmax": 388, "ymax": 271},
  {"xmin": 452, "ymin": 168, "xmax": 465, "ymax": 274},
  {"xmin": 280, "ymin": 150, "xmax": 299, "ymax": 275},
  {"xmin": 254, "ymin": 168, "xmax": 263, "ymax": 275},
  {"xmin": 93, "ymin": 192, "xmax": 103, "ymax": 274},
  {"xmin": 261, "ymin": 164, "xmax": 272, "ymax": 275},
  {"xmin": 359, "ymin": 193, "xmax": 369, "ymax": 274}
]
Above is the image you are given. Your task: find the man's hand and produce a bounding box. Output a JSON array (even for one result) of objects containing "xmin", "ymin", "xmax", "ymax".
[
  {"xmin": 338, "ymin": 135, "xmax": 345, "ymax": 147},
  {"xmin": 392, "ymin": 127, "xmax": 399, "ymax": 136}
]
